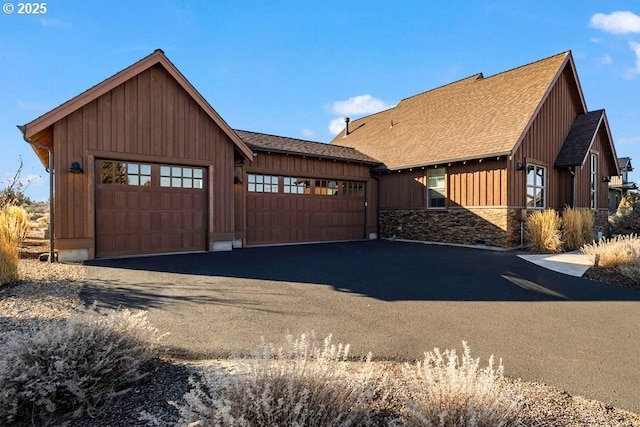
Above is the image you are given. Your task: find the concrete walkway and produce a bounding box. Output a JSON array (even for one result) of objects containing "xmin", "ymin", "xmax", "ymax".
[{"xmin": 518, "ymin": 251, "xmax": 594, "ymax": 277}]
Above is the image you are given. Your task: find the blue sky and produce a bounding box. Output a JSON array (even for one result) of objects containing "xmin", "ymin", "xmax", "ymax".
[{"xmin": 1, "ymin": 1, "xmax": 639, "ymax": 201}]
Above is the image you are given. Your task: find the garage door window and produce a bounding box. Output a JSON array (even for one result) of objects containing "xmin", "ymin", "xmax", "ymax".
[
  {"xmin": 342, "ymin": 181, "xmax": 365, "ymax": 197},
  {"xmin": 283, "ymin": 177, "xmax": 310, "ymax": 194},
  {"xmin": 99, "ymin": 161, "xmax": 151, "ymax": 186},
  {"xmin": 161, "ymin": 166, "xmax": 204, "ymax": 189},
  {"xmin": 315, "ymin": 180, "xmax": 338, "ymax": 195},
  {"xmin": 248, "ymin": 174, "xmax": 279, "ymax": 193}
]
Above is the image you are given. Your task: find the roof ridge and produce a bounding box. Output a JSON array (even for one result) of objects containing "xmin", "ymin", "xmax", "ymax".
[
  {"xmin": 480, "ymin": 51, "xmax": 570, "ymax": 82},
  {"xmin": 399, "ymin": 73, "xmax": 485, "ymax": 103},
  {"xmin": 235, "ymin": 129, "xmax": 360, "ymax": 150}
]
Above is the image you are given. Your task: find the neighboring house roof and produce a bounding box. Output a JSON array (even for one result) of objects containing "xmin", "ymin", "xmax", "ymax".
[
  {"xmin": 554, "ymin": 110, "xmax": 606, "ymax": 168},
  {"xmin": 330, "ymin": 51, "xmax": 584, "ymax": 170},
  {"xmin": 618, "ymin": 157, "xmax": 633, "ymax": 172},
  {"xmin": 20, "ymin": 49, "xmax": 254, "ymax": 168},
  {"xmin": 234, "ymin": 130, "xmax": 381, "ymax": 165}
]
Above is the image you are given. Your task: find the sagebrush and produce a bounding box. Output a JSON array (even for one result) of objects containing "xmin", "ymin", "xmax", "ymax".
[
  {"xmin": 525, "ymin": 209, "xmax": 562, "ymax": 253},
  {"xmin": 399, "ymin": 342, "xmax": 524, "ymax": 427},
  {"xmin": 0, "ymin": 308, "xmax": 162, "ymax": 423},
  {"xmin": 174, "ymin": 332, "xmax": 377, "ymax": 427},
  {"xmin": 609, "ymin": 192, "xmax": 640, "ymax": 234}
]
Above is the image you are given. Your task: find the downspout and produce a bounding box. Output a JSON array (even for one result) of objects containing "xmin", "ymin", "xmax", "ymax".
[
  {"xmin": 371, "ymin": 173, "xmax": 381, "ymax": 240},
  {"xmin": 569, "ymin": 166, "xmax": 576, "ymax": 208},
  {"xmin": 17, "ymin": 125, "xmax": 55, "ymax": 263}
]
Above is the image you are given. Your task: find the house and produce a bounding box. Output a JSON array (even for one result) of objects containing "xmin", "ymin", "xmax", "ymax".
[
  {"xmin": 609, "ymin": 157, "xmax": 637, "ymax": 211},
  {"xmin": 19, "ymin": 50, "xmax": 620, "ymax": 260},
  {"xmin": 332, "ymin": 51, "xmax": 620, "ymax": 247}
]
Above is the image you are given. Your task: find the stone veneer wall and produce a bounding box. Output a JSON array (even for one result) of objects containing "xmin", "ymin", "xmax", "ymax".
[
  {"xmin": 380, "ymin": 207, "xmax": 521, "ymax": 248},
  {"xmin": 594, "ymin": 209, "xmax": 610, "ymax": 236}
]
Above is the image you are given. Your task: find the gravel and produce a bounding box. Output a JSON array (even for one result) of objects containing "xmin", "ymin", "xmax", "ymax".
[{"xmin": 2, "ymin": 256, "xmax": 640, "ymax": 426}]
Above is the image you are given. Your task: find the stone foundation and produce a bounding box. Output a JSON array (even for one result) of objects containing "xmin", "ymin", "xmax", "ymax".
[
  {"xmin": 594, "ymin": 209, "xmax": 610, "ymax": 237},
  {"xmin": 380, "ymin": 207, "xmax": 521, "ymax": 248}
]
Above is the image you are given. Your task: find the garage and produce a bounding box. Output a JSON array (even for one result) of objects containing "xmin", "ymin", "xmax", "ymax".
[
  {"xmin": 246, "ymin": 176, "xmax": 366, "ymax": 245},
  {"xmin": 96, "ymin": 160, "xmax": 207, "ymax": 258}
]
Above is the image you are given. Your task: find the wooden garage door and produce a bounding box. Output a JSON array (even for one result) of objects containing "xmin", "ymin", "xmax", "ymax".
[
  {"xmin": 246, "ymin": 175, "xmax": 365, "ymax": 245},
  {"xmin": 96, "ymin": 160, "xmax": 207, "ymax": 258}
]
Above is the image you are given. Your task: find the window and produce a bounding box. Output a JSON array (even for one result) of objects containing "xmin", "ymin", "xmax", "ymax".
[
  {"xmin": 99, "ymin": 161, "xmax": 151, "ymax": 186},
  {"xmin": 427, "ymin": 168, "xmax": 446, "ymax": 208},
  {"xmin": 590, "ymin": 153, "xmax": 598, "ymax": 210},
  {"xmin": 526, "ymin": 165, "xmax": 546, "ymax": 208},
  {"xmin": 248, "ymin": 174, "xmax": 279, "ymax": 193},
  {"xmin": 283, "ymin": 177, "xmax": 310, "ymax": 194},
  {"xmin": 342, "ymin": 181, "xmax": 365, "ymax": 197},
  {"xmin": 160, "ymin": 165, "xmax": 204, "ymax": 189},
  {"xmin": 315, "ymin": 179, "xmax": 338, "ymax": 195}
]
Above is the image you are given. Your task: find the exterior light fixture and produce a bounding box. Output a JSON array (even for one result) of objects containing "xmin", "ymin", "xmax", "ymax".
[
  {"xmin": 233, "ymin": 175, "xmax": 242, "ymax": 184},
  {"xmin": 602, "ymin": 176, "xmax": 611, "ymax": 183},
  {"xmin": 516, "ymin": 162, "xmax": 526, "ymax": 170},
  {"xmin": 68, "ymin": 162, "xmax": 83, "ymax": 174}
]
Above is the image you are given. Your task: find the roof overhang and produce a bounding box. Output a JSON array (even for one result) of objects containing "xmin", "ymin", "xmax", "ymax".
[{"xmin": 19, "ymin": 49, "xmax": 254, "ymax": 166}]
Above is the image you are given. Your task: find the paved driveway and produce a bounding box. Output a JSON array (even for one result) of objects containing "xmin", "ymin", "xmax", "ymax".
[{"xmin": 82, "ymin": 240, "xmax": 640, "ymax": 412}]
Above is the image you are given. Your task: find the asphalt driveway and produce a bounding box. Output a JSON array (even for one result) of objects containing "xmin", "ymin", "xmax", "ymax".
[{"xmin": 82, "ymin": 240, "xmax": 640, "ymax": 412}]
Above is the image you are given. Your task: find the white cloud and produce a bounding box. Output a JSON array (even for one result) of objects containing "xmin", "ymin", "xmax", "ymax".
[
  {"xmin": 623, "ymin": 41, "xmax": 640, "ymax": 79},
  {"xmin": 301, "ymin": 128, "xmax": 314, "ymax": 138},
  {"xmin": 590, "ymin": 37, "xmax": 601, "ymax": 43},
  {"xmin": 618, "ymin": 136, "xmax": 640, "ymax": 145},
  {"xmin": 328, "ymin": 94, "xmax": 393, "ymax": 116},
  {"xmin": 589, "ymin": 11, "xmax": 640, "ymax": 34},
  {"xmin": 40, "ymin": 18, "xmax": 71, "ymax": 28},
  {"xmin": 329, "ymin": 117, "xmax": 347, "ymax": 135},
  {"xmin": 600, "ymin": 54, "xmax": 613, "ymax": 64}
]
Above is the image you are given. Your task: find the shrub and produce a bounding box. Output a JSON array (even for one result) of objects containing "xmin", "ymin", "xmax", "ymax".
[
  {"xmin": 0, "ymin": 206, "xmax": 27, "ymax": 285},
  {"xmin": 561, "ymin": 207, "xmax": 594, "ymax": 251},
  {"xmin": 400, "ymin": 342, "xmax": 523, "ymax": 427},
  {"xmin": 610, "ymin": 192, "xmax": 640, "ymax": 234},
  {"xmin": 0, "ymin": 308, "xmax": 162, "ymax": 423},
  {"xmin": 525, "ymin": 209, "xmax": 562, "ymax": 253},
  {"xmin": 174, "ymin": 332, "xmax": 376, "ymax": 427},
  {"xmin": 581, "ymin": 234, "xmax": 640, "ymax": 269}
]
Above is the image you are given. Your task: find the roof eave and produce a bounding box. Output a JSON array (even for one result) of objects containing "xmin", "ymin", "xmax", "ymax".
[
  {"xmin": 249, "ymin": 145, "xmax": 380, "ymax": 165},
  {"xmin": 376, "ymin": 151, "xmax": 512, "ymax": 172}
]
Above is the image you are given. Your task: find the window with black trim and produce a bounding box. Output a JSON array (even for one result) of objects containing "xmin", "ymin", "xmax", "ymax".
[
  {"xmin": 526, "ymin": 165, "xmax": 546, "ymax": 208},
  {"xmin": 283, "ymin": 177, "xmax": 310, "ymax": 194},
  {"xmin": 160, "ymin": 165, "xmax": 204, "ymax": 189},
  {"xmin": 427, "ymin": 168, "xmax": 446, "ymax": 208},
  {"xmin": 314, "ymin": 179, "xmax": 338, "ymax": 195},
  {"xmin": 99, "ymin": 161, "xmax": 151, "ymax": 186},
  {"xmin": 248, "ymin": 174, "xmax": 279, "ymax": 193},
  {"xmin": 342, "ymin": 181, "xmax": 365, "ymax": 197}
]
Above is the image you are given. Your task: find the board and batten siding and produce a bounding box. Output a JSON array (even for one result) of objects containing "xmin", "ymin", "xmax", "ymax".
[
  {"xmin": 52, "ymin": 63, "xmax": 238, "ymax": 255},
  {"xmin": 509, "ymin": 66, "xmax": 583, "ymax": 208},
  {"xmin": 378, "ymin": 158, "xmax": 507, "ymax": 209},
  {"xmin": 573, "ymin": 126, "xmax": 616, "ymax": 210}
]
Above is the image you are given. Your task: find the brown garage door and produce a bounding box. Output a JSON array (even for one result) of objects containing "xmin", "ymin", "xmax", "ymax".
[
  {"xmin": 246, "ymin": 175, "xmax": 365, "ymax": 245},
  {"xmin": 96, "ymin": 160, "xmax": 207, "ymax": 258}
]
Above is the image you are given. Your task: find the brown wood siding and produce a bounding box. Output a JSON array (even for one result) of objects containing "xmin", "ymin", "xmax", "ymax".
[
  {"xmin": 243, "ymin": 152, "xmax": 376, "ymax": 243},
  {"xmin": 53, "ymin": 64, "xmax": 237, "ymax": 246},
  {"xmin": 573, "ymin": 126, "xmax": 616, "ymax": 209},
  {"xmin": 378, "ymin": 158, "xmax": 507, "ymax": 209},
  {"xmin": 509, "ymin": 67, "xmax": 583, "ymax": 208}
]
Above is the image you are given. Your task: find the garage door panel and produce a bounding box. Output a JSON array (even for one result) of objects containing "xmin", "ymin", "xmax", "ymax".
[{"xmin": 96, "ymin": 160, "xmax": 207, "ymax": 257}]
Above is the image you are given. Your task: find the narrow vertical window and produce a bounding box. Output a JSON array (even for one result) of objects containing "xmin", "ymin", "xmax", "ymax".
[
  {"xmin": 526, "ymin": 165, "xmax": 546, "ymax": 208},
  {"xmin": 427, "ymin": 168, "xmax": 446, "ymax": 208},
  {"xmin": 590, "ymin": 153, "xmax": 598, "ymax": 210}
]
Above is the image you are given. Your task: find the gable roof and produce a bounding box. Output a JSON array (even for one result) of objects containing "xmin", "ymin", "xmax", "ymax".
[
  {"xmin": 20, "ymin": 49, "xmax": 253, "ymax": 166},
  {"xmin": 331, "ymin": 51, "xmax": 583, "ymax": 170},
  {"xmin": 555, "ymin": 110, "xmax": 606, "ymax": 168},
  {"xmin": 235, "ymin": 130, "xmax": 380, "ymax": 164},
  {"xmin": 618, "ymin": 157, "xmax": 633, "ymax": 172}
]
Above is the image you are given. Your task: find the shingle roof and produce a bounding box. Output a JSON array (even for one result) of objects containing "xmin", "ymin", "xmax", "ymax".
[
  {"xmin": 618, "ymin": 157, "xmax": 633, "ymax": 171},
  {"xmin": 555, "ymin": 110, "xmax": 604, "ymax": 168},
  {"xmin": 234, "ymin": 130, "xmax": 380, "ymax": 164},
  {"xmin": 330, "ymin": 52, "xmax": 574, "ymax": 170}
]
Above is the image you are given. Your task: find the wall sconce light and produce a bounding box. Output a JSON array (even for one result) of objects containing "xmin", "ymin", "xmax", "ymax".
[
  {"xmin": 68, "ymin": 162, "xmax": 83, "ymax": 174},
  {"xmin": 516, "ymin": 162, "xmax": 526, "ymax": 171},
  {"xmin": 602, "ymin": 176, "xmax": 611, "ymax": 183},
  {"xmin": 233, "ymin": 175, "xmax": 242, "ymax": 184}
]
